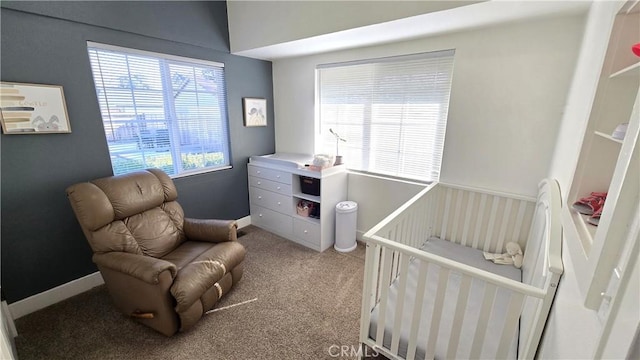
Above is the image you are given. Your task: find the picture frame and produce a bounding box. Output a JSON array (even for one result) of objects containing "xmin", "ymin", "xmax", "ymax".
[
  {"xmin": 0, "ymin": 81, "xmax": 71, "ymax": 134},
  {"xmin": 242, "ymin": 97, "xmax": 267, "ymax": 127}
]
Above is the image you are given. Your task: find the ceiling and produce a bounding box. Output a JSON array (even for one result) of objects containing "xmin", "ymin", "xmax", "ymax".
[{"xmin": 232, "ymin": 0, "xmax": 593, "ymax": 61}]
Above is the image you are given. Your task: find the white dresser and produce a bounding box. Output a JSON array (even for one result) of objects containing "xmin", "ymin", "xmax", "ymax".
[{"xmin": 248, "ymin": 153, "xmax": 347, "ymax": 252}]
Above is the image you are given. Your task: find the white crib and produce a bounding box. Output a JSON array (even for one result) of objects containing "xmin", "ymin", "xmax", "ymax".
[{"xmin": 359, "ymin": 179, "xmax": 563, "ymax": 360}]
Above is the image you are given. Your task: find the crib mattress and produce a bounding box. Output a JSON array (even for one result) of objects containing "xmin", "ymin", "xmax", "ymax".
[{"xmin": 369, "ymin": 237, "xmax": 522, "ymax": 360}]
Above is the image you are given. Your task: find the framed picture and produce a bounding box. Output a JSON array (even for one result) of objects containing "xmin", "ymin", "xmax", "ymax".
[
  {"xmin": 243, "ymin": 97, "xmax": 267, "ymax": 127},
  {"xmin": 0, "ymin": 81, "xmax": 71, "ymax": 134}
]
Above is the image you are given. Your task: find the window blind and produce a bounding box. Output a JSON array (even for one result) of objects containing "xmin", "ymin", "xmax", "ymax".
[
  {"xmin": 87, "ymin": 42, "xmax": 230, "ymax": 177},
  {"xmin": 317, "ymin": 49, "xmax": 454, "ymax": 182}
]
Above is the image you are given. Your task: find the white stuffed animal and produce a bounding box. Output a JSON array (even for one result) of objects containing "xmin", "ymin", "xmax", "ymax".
[
  {"xmin": 505, "ymin": 242, "xmax": 524, "ymax": 268},
  {"xmin": 483, "ymin": 242, "xmax": 524, "ymax": 269}
]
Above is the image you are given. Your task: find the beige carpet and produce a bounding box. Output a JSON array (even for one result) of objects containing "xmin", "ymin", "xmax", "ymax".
[{"xmin": 14, "ymin": 226, "xmax": 374, "ymax": 360}]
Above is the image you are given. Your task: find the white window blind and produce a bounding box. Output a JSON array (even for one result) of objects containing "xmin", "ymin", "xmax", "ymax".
[
  {"xmin": 317, "ymin": 50, "xmax": 454, "ymax": 182},
  {"xmin": 87, "ymin": 42, "xmax": 231, "ymax": 177}
]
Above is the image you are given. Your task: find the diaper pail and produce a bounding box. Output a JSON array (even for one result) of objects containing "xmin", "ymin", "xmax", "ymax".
[{"xmin": 335, "ymin": 201, "xmax": 358, "ymax": 252}]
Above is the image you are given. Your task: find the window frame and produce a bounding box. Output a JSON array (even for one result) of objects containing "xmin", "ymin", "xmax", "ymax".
[
  {"xmin": 87, "ymin": 41, "xmax": 232, "ymax": 179},
  {"xmin": 315, "ymin": 50, "xmax": 455, "ymax": 183}
]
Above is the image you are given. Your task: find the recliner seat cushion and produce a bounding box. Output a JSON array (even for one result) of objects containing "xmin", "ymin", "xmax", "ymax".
[{"xmin": 162, "ymin": 241, "xmax": 215, "ymax": 270}]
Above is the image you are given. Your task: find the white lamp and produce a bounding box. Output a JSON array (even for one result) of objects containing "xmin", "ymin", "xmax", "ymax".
[{"xmin": 329, "ymin": 128, "xmax": 347, "ymax": 165}]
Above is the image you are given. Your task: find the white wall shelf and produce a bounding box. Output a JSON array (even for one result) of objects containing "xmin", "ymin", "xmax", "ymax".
[
  {"xmin": 594, "ymin": 131, "xmax": 625, "ymax": 144},
  {"xmin": 563, "ymin": 5, "xmax": 640, "ymax": 311},
  {"xmin": 609, "ymin": 60, "xmax": 640, "ymax": 78},
  {"xmin": 293, "ymin": 192, "xmax": 321, "ymax": 203},
  {"xmin": 566, "ymin": 208, "xmax": 598, "ymax": 253}
]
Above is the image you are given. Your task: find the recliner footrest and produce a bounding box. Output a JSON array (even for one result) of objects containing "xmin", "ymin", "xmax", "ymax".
[{"xmin": 171, "ymin": 260, "xmax": 226, "ymax": 313}]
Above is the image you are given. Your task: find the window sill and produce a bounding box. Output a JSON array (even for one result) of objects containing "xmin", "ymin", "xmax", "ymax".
[
  {"xmin": 170, "ymin": 165, "xmax": 232, "ymax": 179},
  {"xmin": 346, "ymin": 169, "xmax": 433, "ymax": 187}
]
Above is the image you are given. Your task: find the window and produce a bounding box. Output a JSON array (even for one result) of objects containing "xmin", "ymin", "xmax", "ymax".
[
  {"xmin": 87, "ymin": 42, "xmax": 231, "ymax": 177},
  {"xmin": 317, "ymin": 50, "xmax": 454, "ymax": 182}
]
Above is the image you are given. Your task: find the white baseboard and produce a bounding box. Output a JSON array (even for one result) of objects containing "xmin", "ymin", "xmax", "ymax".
[
  {"xmin": 236, "ymin": 215, "xmax": 252, "ymax": 229},
  {"xmin": 1, "ymin": 301, "xmax": 17, "ymax": 339},
  {"xmin": 8, "ymin": 272, "xmax": 104, "ymax": 320}
]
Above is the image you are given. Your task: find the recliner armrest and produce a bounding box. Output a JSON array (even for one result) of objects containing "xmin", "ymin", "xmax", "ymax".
[
  {"xmin": 183, "ymin": 218, "xmax": 237, "ymax": 243},
  {"xmin": 93, "ymin": 252, "xmax": 177, "ymax": 285}
]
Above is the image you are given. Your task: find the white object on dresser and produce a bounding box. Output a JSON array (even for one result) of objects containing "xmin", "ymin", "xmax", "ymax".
[{"xmin": 248, "ymin": 153, "xmax": 348, "ymax": 252}]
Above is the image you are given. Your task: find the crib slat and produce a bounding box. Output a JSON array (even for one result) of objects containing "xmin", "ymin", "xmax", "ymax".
[
  {"xmin": 431, "ymin": 187, "xmax": 440, "ymax": 237},
  {"xmin": 375, "ymin": 234, "xmax": 388, "ymax": 306},
  {"xmin": 390, "ymin": 254, "xmax": 411, "ymax": 354},
  {"xmin": 446, "ymin": 274, "xmax": 472, "ymax": 359},
  {"xmin": 389, "ymin": 251, "xmax": 400, "ymax": 284},
  {"xmin": 390, "ymin": 225, "xmax": 400, "ymax": 280},
  {"xmin": 425, "ymin": 267, "xmax": 450, "ymax": 360},
  {"xmin": 375, "ymin": 247, "xmax": 394, "ymax": 348},
  {"xmin": 441, "ymin": 188, "xmax": 453, "ymax": 241},
  {"xmin": 461, "ymin": 192, "xmax": 475, "ymax": 247},
  {"xmin": 359, "ymin": 244, "xmax": 375, "ymax": 342},
  {"xmin": 419, "ymin": 197, "xmax": 428, "ymax": 245},
  {"xmin": 496, "ymin": 292, "xmax": 525, "ymax": 359},
  {"xmin": 470, "ymin": 283, "xmax": 497, "ymax": 357},
  {"xmin": 416, "ymin": 200, "xmax": 426, "ymax": 247},
  {"xmin": 496, "ymin": 198, "xmax": 513, "ymax": 252},
  {"xmin": 451, "ymin": 189, "xmax": 464, "ymax": 244},
  {"xmin": 432, "ymin": 186, "xmax": 442, "ymax": 238},
  {"xmin": 421, "ymin": 193, "xmax": 429, "ymax": 241},
  {"xmin": 407, "ymin": 211, "xmax": 415, "ymax": 247},
  {"xmin": 404, "ymin": 208, "xmax": 411, "ymax": 248},
  {"xmin": 406, "ymin": 261, "xmax": 429, "ymax": 360},
  {"xmin": 372, "ymin": 245, "xmax": 382, "ymax": 309},
  {"xmin": 511, "ymin": 200, "xmax": 528, "ymax": 244},
  {"xmin": 472, "ymin": 194, "xmax": 487, "ymax": 249},
  {"xmin": 484, "ymin": 196, "xmax": 500, "ymax": 252},
  {"xmin": 399, "ymin": 216, "xmax": 407, "ymax": 247},
  {"xmin": 423, "ymin": 194, "xmax": 432, "ymax": 241}
]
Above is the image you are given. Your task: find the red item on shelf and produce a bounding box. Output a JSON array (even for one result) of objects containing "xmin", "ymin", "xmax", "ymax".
[{"xmin": 633, "ymin": 43, "xmax": 640, "ymax": 57}]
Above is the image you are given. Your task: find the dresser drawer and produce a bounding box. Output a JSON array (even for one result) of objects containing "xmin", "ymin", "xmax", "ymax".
[
  {"xmin": 249, "ymin": 176, "xmax": 292, "ymax": 196},
  {"xmin": 250, "ymin": 187, "xmax": 291, "ymax": 214},
  {"xmin": 293, "ymin": 218, "xmax": 321, "ymax": 246},
  {"xmin": 248, "ymin": 165, "xmax": 291, "ymax": 184},
  {"xmin": 251, "ymin": 205, "xmax": 293, "ymax": 235}
]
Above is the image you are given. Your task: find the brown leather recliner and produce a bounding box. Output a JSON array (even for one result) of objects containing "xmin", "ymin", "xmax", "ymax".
[{"xmin": 66, "ymin": 169, "xmax": 246, "ymax": 336}]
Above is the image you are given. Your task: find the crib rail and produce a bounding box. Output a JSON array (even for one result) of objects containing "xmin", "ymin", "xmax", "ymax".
[
  {"xmin": 360, "ymin": 181, "xmax": 560, "ymax": 360},
  {"xmin": 364, "ymin": 183, "xmax": 440, "ymax": 252},
  {"xmin": 366, "ymin": 183, "xmax": 536, "ymax": 254},
  {"xmin": 359, "ymin": 236, "xmax": 548, "ymax": 360},
  {"xmin": 432, "ymin": 183, "xmax": 536, "ymax": 253}
]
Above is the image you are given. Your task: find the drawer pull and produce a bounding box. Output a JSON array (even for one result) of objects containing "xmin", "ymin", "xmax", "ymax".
[
  {"xmin": 257, "ymin": 181, "xmax": 261, "ymax": 185},
  {"xmin": 303, "ymin": 230, "xmax": 308, "ymax": 234},
  {"xmin": 257, "ymin": 170, "xmax": 261, "ymax": 174},
  {"xmin": 258, "ymin": 214, "xmax": 263, "ymax": 217},
  {"xmin": 277, "ymin": 186, "xmax": 281, "ymax": 190},
  {"xmin": 258, "ymin": 196, "xmax": 262, "ymax": 200},
  {"xmin": 276, "ymin": 175, "xmax": 280, "ymax": 178},
  {"xmin": 277, "ymin": 202, "xmax": 281, "ymax": 205}
]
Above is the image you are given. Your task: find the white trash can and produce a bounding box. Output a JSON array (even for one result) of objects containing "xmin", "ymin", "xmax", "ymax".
[{"xmin": 335, "ymin": 201, "xmax": 358, "ymax": 252}]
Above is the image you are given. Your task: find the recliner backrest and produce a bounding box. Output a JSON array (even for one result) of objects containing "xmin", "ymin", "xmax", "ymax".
[{"xmin": 67, "ymin": 169, "xmax": 186, "ymax": 258}]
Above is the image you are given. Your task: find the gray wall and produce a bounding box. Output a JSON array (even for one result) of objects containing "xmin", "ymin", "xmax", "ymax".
[{"xmin": 0, "ymin": 1, "xmax": 275, "ymax": 303}]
